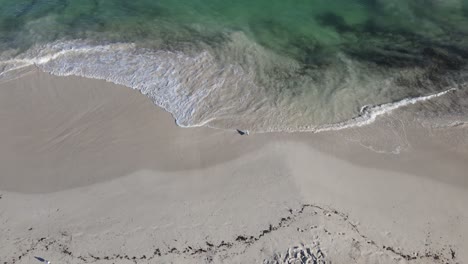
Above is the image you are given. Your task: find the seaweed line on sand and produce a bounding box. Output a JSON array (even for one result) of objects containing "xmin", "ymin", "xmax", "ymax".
[{"xmin": 5, "ymin": 204, "xmax": 457, "ymax": 264}]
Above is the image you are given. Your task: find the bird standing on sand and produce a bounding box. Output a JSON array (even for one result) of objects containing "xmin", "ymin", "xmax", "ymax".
[
  {"xmin": 34, "ymin": 256, "xmax": 51, "ymax": 264},
  {"xmin": 236, "ymin": 129, "xmax": 249, "ymax": 135}
]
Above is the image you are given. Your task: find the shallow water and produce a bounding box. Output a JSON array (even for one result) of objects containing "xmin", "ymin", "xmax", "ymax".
[{"xmin": 1, "ymin": 0, "xmax": 468, "ymax": 132}]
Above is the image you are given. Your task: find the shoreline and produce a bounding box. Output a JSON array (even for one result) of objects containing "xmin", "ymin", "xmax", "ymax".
[
  {"xmin": 3, "ymin": 36, "xmax": 468, "ymax": 134},
  {"xmin": 1, "ymin": 70, "xmax": 467, "ymax": 263}
]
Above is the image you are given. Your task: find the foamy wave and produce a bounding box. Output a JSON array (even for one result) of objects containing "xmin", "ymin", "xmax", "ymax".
[
  {"xmin": 0, "ymin": 40, "xmax": 262, "ymax": 129},
  {"xmin": 310, "ymin": 88, "xmax": 457, "ymax": 133},
  {"xmin": 0, "ymin": 39, "xmax": 462, "ymax": 134}
]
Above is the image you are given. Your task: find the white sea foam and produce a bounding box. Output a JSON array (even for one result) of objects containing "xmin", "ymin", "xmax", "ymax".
[
  {"xmin": 310, "ymin": 88, "xmax": 458, "ymax": 133},
  {"xmin": 0, "ymin": 39, "xmax": 461, "ymax": 133},
  {"xmin": 0, "ymin": 40, "xmax": 262, "ymax": 129}
]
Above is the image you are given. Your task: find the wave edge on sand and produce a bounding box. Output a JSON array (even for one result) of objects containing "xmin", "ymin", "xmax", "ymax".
[{"xmin": 0, "ymin": 38, "xmax": 466, "ymax": 134}]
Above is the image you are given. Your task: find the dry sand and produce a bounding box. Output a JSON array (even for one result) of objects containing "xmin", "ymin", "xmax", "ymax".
[{"xmin": 1, "ymin": 70, "xmax": 467, "ymax": 263}]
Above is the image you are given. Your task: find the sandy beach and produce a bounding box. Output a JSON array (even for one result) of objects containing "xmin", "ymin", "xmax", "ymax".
[{"xmin": 1, "ymin": 70, "xmax": 468, "ymax": 263}]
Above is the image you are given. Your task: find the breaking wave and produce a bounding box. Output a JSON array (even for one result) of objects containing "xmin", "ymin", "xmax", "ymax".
[
  {"xmin": 0, "ymin": 37, "xmax": 465, "ymax": 133},
  {"xmin": 312, "ymin": 88, "xmax": 458, "ymax": 133}
]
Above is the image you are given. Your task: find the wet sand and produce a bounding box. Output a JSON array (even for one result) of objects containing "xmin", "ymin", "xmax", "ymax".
[{"xmin": 1, "ymin": 70, "xmax": 467, "ymax": 263}]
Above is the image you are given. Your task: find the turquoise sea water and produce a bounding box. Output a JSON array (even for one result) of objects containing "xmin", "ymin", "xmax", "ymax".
[{"xmin": 1, "ymin": 0, "xmax": 468, "ymax": 131}]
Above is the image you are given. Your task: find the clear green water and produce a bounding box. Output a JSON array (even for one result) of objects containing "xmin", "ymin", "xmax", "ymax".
[
  {"xmin": 1, "ymin": 0, "xmax": 468, "ymax": 131},
  {"xmin": 3, "ymin": 0, "xmax": 468, "ymax": 55}
]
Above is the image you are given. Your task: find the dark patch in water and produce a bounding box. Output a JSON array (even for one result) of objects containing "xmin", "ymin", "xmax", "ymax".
[
  {"xmin": 348, "ymin": 47, "xmax": 425, "ymax": 68},
  {"xmin": 423, "ymin": 47, "xmax": 465, "ymax": 71},
  {"xmin": 13, "ymin": 0, "xmax": 39, "ymax": 18},
  {"xmin": 316, "ymin": 12, "xmax": 352, "ymax": 32},
  {"xmin": 0, "ymin": 17, "xmax": 20, "ymax": 33},
  {"xmin": 343, "ymin": 20, "xmax": 468, "ymax": 72}
]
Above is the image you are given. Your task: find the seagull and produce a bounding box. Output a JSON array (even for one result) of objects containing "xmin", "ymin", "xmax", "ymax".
[
  {"xmin": 236, "ymin": 129, "xmax": 249, "ymax": 135},
  {"xmin": 34, "ymin": 256, "xmax": 51, "ymax": 264}
]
